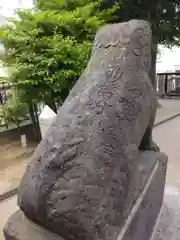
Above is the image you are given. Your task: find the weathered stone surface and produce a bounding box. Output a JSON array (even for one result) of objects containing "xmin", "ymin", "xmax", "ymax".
[
  {"xmin": 14, "ymin": 20, "xmax": 159, "ymax": 240},
  {"xmin": 4, "ymin": 152, "xmax": 167, "ymax": 240}
]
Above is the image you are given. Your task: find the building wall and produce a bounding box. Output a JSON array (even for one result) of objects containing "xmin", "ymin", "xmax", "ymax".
[{"xmin": 157, "ymin": 45, "xmax": 180, "ymax": 73}]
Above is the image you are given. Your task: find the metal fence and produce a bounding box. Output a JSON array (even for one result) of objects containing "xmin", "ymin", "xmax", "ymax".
[
  {"xmin": 157, "ymin": 72, "xmax": 180, "ymax": 97},
  {"xmin": 0, "ymin": 81, "xmax": 12, "ymax": 105},
  {"xmin": 0, "ymin": 81, "xmax": 33, "ymax": 131}
]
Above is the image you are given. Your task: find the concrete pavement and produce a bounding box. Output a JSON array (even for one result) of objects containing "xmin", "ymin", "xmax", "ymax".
[
  {"xmin": 155, "ymin": 98, "xmax": 180, "ymax": 124},
  {"xmin": 153, "ymin": 116, "xmax": 180, "ymax": 187},
  {"xmin": 0, "ymin": 197, "xmax": 18, "ymax": 240},
  {"xmin": 152, "ymin": 186, "xmax": 180, "ymax": 240},
  {"xmin": 151, "ymin": 99, "xmax": 180, "ymax": 239}
]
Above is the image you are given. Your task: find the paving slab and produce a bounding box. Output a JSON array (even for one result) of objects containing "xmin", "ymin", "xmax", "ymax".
[
  {"xmin": 155, "ymin": 99, "xmax": 180, "ymax": 124},
  {"xmin": 0, "ymin": 197, "xmax": 18, "ymax": 240},
  {"xmin": 153, "ymin": 116, "xmax": 180, "ymax": 188},
  {"xmin": 152, "ymin": 186, "xmax": 180, "ymax": 240}
]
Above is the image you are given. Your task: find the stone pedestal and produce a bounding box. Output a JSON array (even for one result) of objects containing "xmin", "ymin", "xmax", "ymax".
[
  {"xmin": 4, "ymin": 211, "xmax": 63, "ymax": 240},
  {"xmin": 3, "ymin": 152, "xmax": 167, "ymax": 240}
]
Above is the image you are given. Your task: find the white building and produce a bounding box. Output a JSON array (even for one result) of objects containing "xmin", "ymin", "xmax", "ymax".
[{"xmin": 157, "ymin": 45, "xmax": 180, "ymax": 73}]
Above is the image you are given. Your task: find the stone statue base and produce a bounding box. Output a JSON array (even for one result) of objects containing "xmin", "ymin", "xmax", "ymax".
[{"xmin": 4, "ymin": 152, "xmax": 167, "ymax": 240}]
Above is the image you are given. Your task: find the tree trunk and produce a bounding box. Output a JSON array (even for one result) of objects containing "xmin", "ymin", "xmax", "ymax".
[
  {"xmin": 149, "ymin": 39, "xmax": 158, "ymax": 90},
  {"xmin": 150, "ymin": 39, "xmax": 162, "ymax": 108},
  {"xmin": 46, "ymin": 100, "xmax": 57, "ymax": 114},
  {"xmin": 29, "ymin": 102, "xmax": 41, "ymax": 142},
  {"xmin": 33, "ymin": 103, "xmax": 42, "ymax": 140}
]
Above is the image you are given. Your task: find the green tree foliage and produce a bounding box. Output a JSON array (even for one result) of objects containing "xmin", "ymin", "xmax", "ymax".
[
  {"xmin": 100, "ymin": 0, "xmax": 180, "ymax": 85},
  {"xmin": 101, "ymin": 0, "xmax": 180, "ymax": 45},
  {"xmin": 0, "ymin": 0, "xmax": 117, "ymax": 112},
  {"xmin": 0, "ymin": 89, "xmax": 28, "ymax": 129}
]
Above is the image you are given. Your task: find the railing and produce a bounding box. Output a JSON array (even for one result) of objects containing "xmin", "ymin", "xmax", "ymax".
[
  {"xmin": 0, "ymin": 81, "xmax": 12, "ymax": 105},
  {"xmin": 0, "ymin": 81, "xmax": 34, "ymax": 131},
  {"xmin": 157, "ymin": 72, "xmax": 180, "ymax": 97}
]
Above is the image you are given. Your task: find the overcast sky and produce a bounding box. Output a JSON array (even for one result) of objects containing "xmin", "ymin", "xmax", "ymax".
[{"xmin": 0, "ymin": 0, "xmax": 33, "ymax": 17}]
